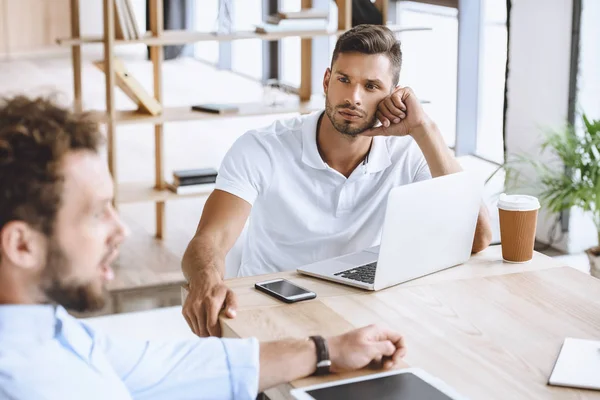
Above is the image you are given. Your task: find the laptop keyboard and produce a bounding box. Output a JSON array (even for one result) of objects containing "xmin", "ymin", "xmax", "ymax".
[{"xmin": 334, "ymin": 262, "xmax": 378, "ymax": 284}]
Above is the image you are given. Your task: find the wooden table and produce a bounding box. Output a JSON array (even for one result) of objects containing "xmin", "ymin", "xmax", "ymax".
[{"xmin": 219, "ymin": 246, "xmax": 600, "ymax": 400}]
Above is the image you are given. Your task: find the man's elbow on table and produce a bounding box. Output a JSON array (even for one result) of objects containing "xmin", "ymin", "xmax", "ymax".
[
  {"xmin": 472, "ymin": 233, "xmax": 492, "ymax": 254},
  {"xmin": 471, "ymin": 210, "xmax": 493, "ymax": 254}
]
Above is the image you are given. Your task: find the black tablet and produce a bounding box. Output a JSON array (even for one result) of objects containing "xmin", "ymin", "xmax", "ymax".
[{"xmin": 290, "ymin": 368, "xmax": 467, "ymax": 400}]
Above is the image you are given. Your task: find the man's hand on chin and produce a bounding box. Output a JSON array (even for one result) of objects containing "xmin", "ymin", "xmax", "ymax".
[{"xmin": 362, "ymin": 87, "xmax": 431, "ymax": 138}]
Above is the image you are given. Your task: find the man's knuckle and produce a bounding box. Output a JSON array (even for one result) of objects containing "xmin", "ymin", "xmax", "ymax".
[
  {"xmin": 204, "ymin": 298, "xmax": 216, "ymax": 310},
  {"xmin": 192, "ymin": 300, "xmax": 204, "ymax": 310}
]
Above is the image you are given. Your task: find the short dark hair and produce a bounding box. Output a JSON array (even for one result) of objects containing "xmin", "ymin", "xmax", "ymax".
[
  {"xmin": 331, "ymin": 24, "xmax": 402, "ymax": 87},
  {"xmin": 0, "ymin": 95, "xmax": 103, "ymax": 237}
]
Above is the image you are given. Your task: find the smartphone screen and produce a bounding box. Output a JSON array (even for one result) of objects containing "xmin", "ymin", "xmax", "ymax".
[{"xmin": 260, "ymin": 279, "xmax": 312, "ymax": 297}]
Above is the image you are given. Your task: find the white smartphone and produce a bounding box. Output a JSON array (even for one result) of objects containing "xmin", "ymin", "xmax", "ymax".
[{"xmin": 254, "ymin": 278, "xmax": 317, "ymax": 303}]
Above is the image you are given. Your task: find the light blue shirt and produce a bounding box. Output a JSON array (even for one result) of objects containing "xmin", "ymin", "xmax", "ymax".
[{"xmin": 0, "ymin": 305, "xmax": 259, "ymax": 400}]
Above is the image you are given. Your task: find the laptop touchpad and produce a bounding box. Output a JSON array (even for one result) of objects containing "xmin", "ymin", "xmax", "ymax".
[{"xmin": 336, "ymin": 251, "xmax": 378, "ymax": 266}]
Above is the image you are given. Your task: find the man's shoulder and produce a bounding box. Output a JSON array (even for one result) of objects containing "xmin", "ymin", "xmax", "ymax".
[
  {"xmin": 0, "ymin": 339, "xmax": 121, "ymax": 400},
  {"xmin": 0, "ymin": 342, "xmax": 58, "ymax": 396},
  {"xmin": 243, "ymin": 112, "xmax": 317, "ymax": 147}
]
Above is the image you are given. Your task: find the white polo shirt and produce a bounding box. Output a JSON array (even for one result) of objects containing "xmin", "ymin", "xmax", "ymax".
[{"xmin": 215, "ymin": 111, "xmax": 432, "ymax": 277}]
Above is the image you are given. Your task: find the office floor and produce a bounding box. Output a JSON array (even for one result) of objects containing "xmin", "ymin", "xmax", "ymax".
[{"xmin": 0, "ymin": 52, "xmax": 591, "ymax": 314}]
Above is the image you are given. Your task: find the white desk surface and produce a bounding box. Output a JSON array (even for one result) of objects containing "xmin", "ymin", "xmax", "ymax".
[{"xmin": 85, "ymin": 306, "xmax": 195, "ymax": 341}]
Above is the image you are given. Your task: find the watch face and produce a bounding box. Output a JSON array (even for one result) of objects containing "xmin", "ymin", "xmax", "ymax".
[{"xmin": 316, "ymin": 360, "xmax": 332, "ymax": 376}]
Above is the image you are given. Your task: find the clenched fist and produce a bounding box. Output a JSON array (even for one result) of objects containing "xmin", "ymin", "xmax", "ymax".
[{"xmin": 363, "ymin": 86, "xmax": 430, "ymax": 137}]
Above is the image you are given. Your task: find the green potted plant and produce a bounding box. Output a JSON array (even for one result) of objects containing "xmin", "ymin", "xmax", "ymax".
[{"xmin": 501, "ymin": 114, "xmax": 600, "ymax": 278}]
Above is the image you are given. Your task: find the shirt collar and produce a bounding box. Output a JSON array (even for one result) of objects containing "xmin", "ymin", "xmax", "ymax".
[
  {"xmin": 0, "ymin": 304, "xmax": 57, "ymax": 341},
  {"xmin": 301, "ymin": 111, "xmax": 328, "ymax": 170},
  {"xmin": 366, "ymin": 136, "xmax": 393, "ymax": 173},
  {"xmin": 301, "ymin": 110, "xmax": 392, "ymax": 173}
]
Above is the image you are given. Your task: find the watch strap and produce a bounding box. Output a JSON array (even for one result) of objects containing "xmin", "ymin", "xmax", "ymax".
[{"xmin": 309, "ymin": 335, "xmax": 331, "ymax": 376}]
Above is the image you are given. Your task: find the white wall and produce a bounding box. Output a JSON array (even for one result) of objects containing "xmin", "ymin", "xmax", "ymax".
[
  {"xmin": 505, "ymin": 0, "xmax": 599, "ymax": 253},
  {"xmin": 578, "ymin": 0, "xmax": 600, "ymax": 123},
  {"xmin": 567, "ymin": 0, "xmax": 600, "ymax": 252},
  {"xmin": 504, "ymin": 0, "xmax": 573, "ymax": 251}
]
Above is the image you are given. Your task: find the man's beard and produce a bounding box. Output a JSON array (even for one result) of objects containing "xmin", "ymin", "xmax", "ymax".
[
  {"xmin": 325, "ymin": 95, "xmax": 378, "ymax": 137},
  {"xmin": 41, "ymin": 239, "xmax": 107, "ymax": 313}
]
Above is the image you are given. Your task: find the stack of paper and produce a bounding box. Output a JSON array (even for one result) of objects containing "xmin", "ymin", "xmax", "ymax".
[
  {"xmin": 548, "ymin": 337, "xmax": 600, "ymax": 391},
  {"xmin": 255, "ymin": 8, "xmax": 329, "ymax": 34}
]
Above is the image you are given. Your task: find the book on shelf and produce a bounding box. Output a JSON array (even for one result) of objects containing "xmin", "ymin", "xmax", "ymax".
[
  {"xmin": 173, "ymin": 168, "xmax": 218, "ymax": 186},
  {"xmin": 113, "ymin": 0, "xmax": 142, "ymax": 40},
  {"xmin": 114, "ymin": 0, "xmax": 129, "ymax": 39},
  {"xmin": 277, "ymin": 8, "xmax": 329, "ymax": 20},
  {"xmin": 166, "ymin": 183, "xmax": 216, "ymax": 195},
  {"xmin": 255, "ymin": 19, "xmax": 328, "ymax": 34},
  {"xmin": 123, "ymin": 0, "xmax": 141, "ymax": 39},
  {"xmin": 191, "ymin": 104, "xmax": 239, "ymax": 115},
  {"xmin": 257, "ymin": 8, "xmax": 328, "ymax": 34}
]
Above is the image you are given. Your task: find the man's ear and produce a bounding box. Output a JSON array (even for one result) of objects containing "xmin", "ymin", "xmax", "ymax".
[
  {"xmin": 323, "ymin": 68, "xmax": 332, "ymax": 94},
  {"xmin": 0, "ymin": 221, "xmax": 46, "ymax": 271}
]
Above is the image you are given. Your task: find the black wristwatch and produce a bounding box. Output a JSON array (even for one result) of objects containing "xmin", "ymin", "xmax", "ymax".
[{"xmin": 309, "ymin": 335, "xmax": 331, "ymax": 376}]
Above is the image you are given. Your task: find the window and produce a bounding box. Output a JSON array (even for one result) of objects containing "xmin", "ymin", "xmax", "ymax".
[{"xmin": 477, "ymin": 0, "xmax": 507, "ymax": 163}]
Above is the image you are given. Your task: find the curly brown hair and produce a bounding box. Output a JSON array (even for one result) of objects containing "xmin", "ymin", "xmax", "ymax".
[
  {"xmin": 0, "ymin": 95, "xmax": 103, "ymax": 237},
  {"xmin": 332, "ymin": 24, "xmax": 402, "ymax": 87}
]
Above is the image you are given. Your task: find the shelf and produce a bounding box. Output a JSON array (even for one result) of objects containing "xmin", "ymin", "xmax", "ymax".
[
  {"xmin": 89, "ymin": 98, "xmax": 325, "ymax": 125},
  {"xmin": 59, "ymin": 29, "xmax": 338, "ymax": 46},
  {"xmin": 56, "ymin": 26, "xmax": 431, "ymax": 47},
  {"xmin": 117, "ymin": 182, "xmax": 214, "ymax": 204}
]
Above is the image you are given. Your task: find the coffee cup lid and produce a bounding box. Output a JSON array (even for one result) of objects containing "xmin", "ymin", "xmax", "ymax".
[{"xmin": 498, "ymin": 193, "xmax": 541, "ymax": 211}]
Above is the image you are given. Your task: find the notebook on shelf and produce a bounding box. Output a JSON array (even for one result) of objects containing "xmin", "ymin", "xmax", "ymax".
[
  {"xmin": 276, "ymin": 8, "xmax": 329, "ymax": 20},
  {"xmin": 172, "ymin": 168, "xmax": 218, "ymax": 186},
  {"xmin": 191, "ymin": 104, "xmax": 239, "ymax": 115}
]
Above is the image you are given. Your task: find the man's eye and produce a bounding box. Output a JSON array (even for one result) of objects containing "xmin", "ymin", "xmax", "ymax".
[
  {"xmin": 366, "ymin": 84, "xmax": 377, "ymax": 90},
  {"xmin": 338, "ymin": 77, "xmax": 349, "ymax": 83}
]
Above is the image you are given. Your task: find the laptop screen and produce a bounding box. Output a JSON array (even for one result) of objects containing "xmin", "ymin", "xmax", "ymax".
[{"xmin": 306, "ymin": 372, "xmax": 455, "ymax": 400}]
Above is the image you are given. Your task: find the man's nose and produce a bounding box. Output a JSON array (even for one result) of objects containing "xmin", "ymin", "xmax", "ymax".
[
  {"xmin": 345, "ymin": 84, "xmax": 362, "ymax": 107},
  {"xmin": 116, "ymin": 217, "xmax": 130, "ymax": 240},
  {"xmin": 109, "ymin": 206, "xmax": 130, "ymax": 241}
]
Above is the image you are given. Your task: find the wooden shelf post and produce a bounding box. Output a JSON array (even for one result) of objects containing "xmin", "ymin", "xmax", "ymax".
[
  {"xmin": 70, "ymin": 0, "xmax": 83, "ymax": 113},
  {"xmin": 150, "ymin": 0, "xmax": 166, "ymax": 239},
  {"xmin": 337, "ymin": 0, "xmax": 352, "ymax": 31},
  {"xmin": 374, "ymin": 0, "xmax": 388, "ymax": 25},
  {"xmin": 299, "ymin": 0, "xmax": 313, "ymax": 101},
  {"xmin": 103, "ymin": 0, "xmax": 118, "ymax": 205}
]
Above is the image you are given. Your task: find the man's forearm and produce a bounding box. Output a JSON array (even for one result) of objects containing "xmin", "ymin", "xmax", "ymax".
[
  {"xmin": 181, "ymin": 235, "xmax": 226, "ymax": 281},
  {"xmin": 411, "ymin": 119, "xmax": 462, "ymax": 177},
  {"xmin": 259, "ymin": 339, "xmax": 317, "ymax": 392}
]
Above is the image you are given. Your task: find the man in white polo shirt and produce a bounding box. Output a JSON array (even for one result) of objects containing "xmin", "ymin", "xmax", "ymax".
[{"xmin": 182, "ymin": 25, "xmax": 492, "ymax": 337}]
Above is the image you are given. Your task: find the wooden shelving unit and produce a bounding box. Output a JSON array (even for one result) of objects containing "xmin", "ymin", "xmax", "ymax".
[
  {"xmin": 117, "ymin": 182, "xmax": 215, "ymax": 204},
  {"xmin": 57, "ymin": 25, "xmax": 428, "ymax": 47},
  {"xmin": 87, "ymin": 98, "xmax": 326, "ymax": 125},
  {"xmin": 63, "ymin": 0, "xmax": 391, "ymax": 239}
]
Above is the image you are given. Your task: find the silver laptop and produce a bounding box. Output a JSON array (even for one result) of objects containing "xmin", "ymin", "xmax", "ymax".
[{"xmin": 297, "ymin": 171, "xmax": 483, "ymax": 291}]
